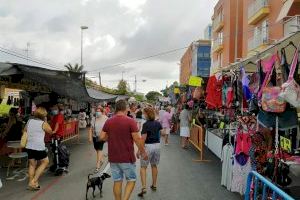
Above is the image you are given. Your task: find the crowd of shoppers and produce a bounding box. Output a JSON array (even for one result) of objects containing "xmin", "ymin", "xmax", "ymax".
[{"xmin": 2, "ymin": 96, "xmax": 199, "ymax": 200}]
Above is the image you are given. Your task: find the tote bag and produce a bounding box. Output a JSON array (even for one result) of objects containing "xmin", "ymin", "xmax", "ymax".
[
  {"xmin": 20, "ymin": 131, "xmax": 28, "ymax": 148},
  {"xmin": 279, "ymin": 44, "xmax": 300, "ymax": 108},
  {"xmin": 20, "ymin": 120, "xmax": 30, "ymax": 148},
  {"xmin": 261, "ymin": 55, "xmax": 286, "ymax": 113}
]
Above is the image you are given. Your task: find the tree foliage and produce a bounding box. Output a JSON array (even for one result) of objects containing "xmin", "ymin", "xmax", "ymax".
[
  {"xmin": 117, "ymin": 80, "xmax": 129, "ymax": 95},
  {"xmin": 64, "ymin": 63, "xmax": 84, "ymax": 72},
  {"xmin": 145, "ymin": 91, "xmax": 162, "ymax": 102}
]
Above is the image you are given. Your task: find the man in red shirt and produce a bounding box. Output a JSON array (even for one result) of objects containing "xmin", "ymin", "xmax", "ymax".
[
  {"xmin": 100, "ymin": 100, "xmax": 147, "ymax": 200},
  {"xmin": 50, "ymin": 105, "xmax": 64, "ymax": 138}
]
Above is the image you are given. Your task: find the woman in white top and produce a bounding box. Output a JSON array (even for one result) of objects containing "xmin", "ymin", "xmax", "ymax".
[
  {"xmin": 24, "ymin": 107, "xmax": 53, "ymax": 191},
  {"xmin": 88, "ymin": 107, "xmax": 108, "ymax": 173},
  {"xmin": 179, "ymin": 104, "xmax": 191, "ymax": 149}
]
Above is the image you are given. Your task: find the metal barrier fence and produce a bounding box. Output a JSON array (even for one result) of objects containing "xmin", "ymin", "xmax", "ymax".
[{"xmin": 245, "ymin": 171, "xmax": 294, "ymax": 200}]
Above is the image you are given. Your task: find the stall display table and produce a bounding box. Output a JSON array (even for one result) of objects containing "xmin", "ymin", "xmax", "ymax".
[{"xmin": 205, "ymin": 129, "xmax": 223, "ymax": 159}]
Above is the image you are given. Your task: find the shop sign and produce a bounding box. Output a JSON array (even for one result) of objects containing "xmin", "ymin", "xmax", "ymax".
[
  {"xmin": 280, "ymin": 136, "xmax": 292, "ymax": 152},
  {"xmin": 188, "ymin": 76, "xmax": 203, "ymax": 87}
]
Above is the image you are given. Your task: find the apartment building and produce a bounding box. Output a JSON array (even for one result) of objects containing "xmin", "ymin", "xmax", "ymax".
[
  {"xmin": 243, "ymin": 0, "xmax": 300, "ymax": 57},
  {"xmin": 211, "ymin": 0, "xmax": 243, "ymax": 71},
  {"xmin": 180, "ymin": 40, "xmax": 211, "ymax": 84},
  {"xmin": 204, "ymin": 24, "xmax": 212, "ymax": 40}
]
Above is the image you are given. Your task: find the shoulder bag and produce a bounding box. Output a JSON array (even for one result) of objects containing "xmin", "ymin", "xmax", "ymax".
[
  {"xmin": 20, "ymin": 120, "xmax": 30, "ymax": 148},
  {"xmin": 261, "ymin": 54, "xmax": 286, "ymax": 113},
  {"xmin": 279, "ymin": 44, "xmax": 300, "ymax": 108}
]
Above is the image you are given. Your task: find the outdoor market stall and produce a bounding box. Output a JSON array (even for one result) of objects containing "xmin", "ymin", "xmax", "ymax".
[
  {"xmin": 203, "ymin": 32, "xmax": 300, "ymax": 197},
  {"xmin": 0, "ymin": 63, "xmax": 118, "ymax": 147}
]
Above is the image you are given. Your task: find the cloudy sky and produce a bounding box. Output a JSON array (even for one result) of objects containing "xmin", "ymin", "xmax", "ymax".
[{"xmin": 0, "ymin": 0, "xmax": 217, "ymax": 94}]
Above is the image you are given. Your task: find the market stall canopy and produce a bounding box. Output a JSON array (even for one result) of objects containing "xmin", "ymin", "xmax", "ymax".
[
  {"xmin": 86, "ymin": 88, "xmax": 117, "ymax": 102},
  {"xmin": 0, "ymin": 63, "xmax": 117, "ymax": 102}
]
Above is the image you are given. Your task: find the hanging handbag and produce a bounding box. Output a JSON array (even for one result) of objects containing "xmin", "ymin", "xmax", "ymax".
[
  {"xmin": 279, "ymin": 44, "xmax": 300, "ymax": 108},
  {"xmin": 261, "ymin": 55, "xmax": 286, "ymax": 113},
  {"xmin": 20, "ymin": 131, "xmax": 28, "ymax": 148}
]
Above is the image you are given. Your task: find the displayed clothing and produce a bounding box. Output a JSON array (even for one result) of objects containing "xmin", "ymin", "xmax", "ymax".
[
  {"xmin": 235, "ymin": 129, "xmax": 252, "ymax": 156},
  {"xmin": 241, "ymin": 67, "xmax": 252, "ymax": 101},
  {"xmin": 249, "ymin": 131, "xmax": 269, "ymax": 174},
  {"xmin": 257, "ymin": 107, "xmax": 298, "ymax": 131},
  {"xmin": 231, "ymin": 158, "xmax": 251, "ymax": 195},
  {"xmin": 206, "ymin": 75, "xmax": 223, "ymax": 109},
  {"xmin": 221, "ymin": 144, "xmax": 234, "ymax": 191}
]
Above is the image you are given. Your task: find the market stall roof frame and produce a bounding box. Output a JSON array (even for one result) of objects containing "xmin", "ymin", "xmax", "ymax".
[
  {"xmin": 0, "ymin": 63, "xmax": 118, "ymax": 103},
  {"xmin": 220, "ymin": 31, "xmax": 300, "ymax": 73}
]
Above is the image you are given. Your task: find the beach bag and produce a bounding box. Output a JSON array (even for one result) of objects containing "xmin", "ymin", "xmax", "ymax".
[
  {"xmin": 261, "ymin": 55, "xmax": 286, "ymax": 113},
  {"xmin": 20, "ymin": 131, "xmax": 28, "ymax": 148},
  {"xmin": 279, "ymin": 44, "xmax": 300, "ymax": 108}
]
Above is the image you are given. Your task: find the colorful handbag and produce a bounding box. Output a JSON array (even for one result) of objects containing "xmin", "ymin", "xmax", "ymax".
[
  {"xmin": 279, "ymin": 44, "xmax": 300, "ymax": 108},
  {"xmin": 261, "ymin": 55, "xmax": 286, "ymax": 113}
]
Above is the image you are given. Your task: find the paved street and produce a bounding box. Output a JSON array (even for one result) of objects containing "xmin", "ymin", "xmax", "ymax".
[{"xmin": 0, "ymin": 130, "xmax": 241, "ymax": 200}]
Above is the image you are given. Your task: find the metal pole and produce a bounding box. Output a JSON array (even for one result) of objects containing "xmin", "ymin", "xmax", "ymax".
[
  {"xmin": 134, "ymin": 75, "xmax": 137, "ymax": 93},
  {"xmin": 80, "ymin": 28, "xmax": 83, "ymax": 67},
  {"xmin": 98, "ymin": 72, "xmax": 102, "ymax": 86},
  {"xmin": 234, "ymin": 0, "xmax": 239, "ymax": 61}
]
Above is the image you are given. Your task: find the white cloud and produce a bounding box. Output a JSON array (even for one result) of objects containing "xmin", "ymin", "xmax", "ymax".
[
  {"xmin": 0, "ymin": 0, "xmax": 217, "ymax": 93},
  {"xmin": 119, "ymin": 0, "xmax": 147, "ymax": 13}
]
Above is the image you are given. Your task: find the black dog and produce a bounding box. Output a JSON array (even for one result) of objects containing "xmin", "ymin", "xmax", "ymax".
[{"xmin": 86, "ymin": 173, "xmax": 111, "ymax": 199}]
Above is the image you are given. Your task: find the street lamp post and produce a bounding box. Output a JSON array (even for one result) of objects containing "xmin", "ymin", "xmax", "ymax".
[
  {"xmin": 134, "ymin": 75, "xmax": 146, "ymax": 93},
  {"xmin": 80, "ymin": 26, "xmax": 88, "ymax": 67}
]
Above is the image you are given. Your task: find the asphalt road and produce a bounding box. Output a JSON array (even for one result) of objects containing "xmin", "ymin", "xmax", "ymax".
[{"xmin": 0, "ymin": 129, "xmax": 241, "ymax": 200}]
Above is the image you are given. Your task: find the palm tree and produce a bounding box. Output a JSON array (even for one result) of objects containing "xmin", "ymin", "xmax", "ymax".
[{"xmin": 64, "ymin": 63, "xmax": 84, "ymax": 73}]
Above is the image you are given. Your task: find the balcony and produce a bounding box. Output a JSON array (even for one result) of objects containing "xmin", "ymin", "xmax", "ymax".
[
  {"xmin": 248, "ymin": 0, "xmax": 270, "ymax": 25},
  {"xmin": 212, "ymin": 14, "xmax": 224, "ymax": 32},
  {"xmin": 212, "ymin": 61, "xmax": 221, "ymax": 69},
  {"xmin": 212, "ymin": 38, "xmax": 224, "ymax": 53},
  {"xmin": 284, "ymin": 15, "xmax": 300, "ymax": 37},
  {"xmin": 248, "ymin": 30, "xmax": 269, "ymax": 53}
]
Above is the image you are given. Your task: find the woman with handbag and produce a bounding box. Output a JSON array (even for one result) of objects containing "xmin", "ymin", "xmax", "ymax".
[
  {"xmin": 24, "ymin": 107, "xmax": 53, "ymax": 191},
  {"xmin": 88, "ymin": 107, "xmax": 108, "ymax": 173}
]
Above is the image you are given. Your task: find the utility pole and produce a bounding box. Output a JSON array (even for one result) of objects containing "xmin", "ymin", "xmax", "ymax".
[
  {"xmin": 134, "ymin": 75, "xmax": 137, "ymax": 93},
  {"xmin": 80, "ymin": 26, "xmax": 88, "ymax": 67},
  {"xmin": 25, "ymin": 42, "xmax": 30, "ymax": 65},
  {"xmin": 98, "ymin": 72, "xmax": 102, "ymax": 86},
  {"xmin": 121, "ymin": 71, "xmax": 125, "ymax": 80}
]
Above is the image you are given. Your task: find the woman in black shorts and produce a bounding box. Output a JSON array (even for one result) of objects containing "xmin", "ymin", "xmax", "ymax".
[
  {"xmin": 24, "ymin": 107, "xmax": 53, "ymax": 190},
  {"xmin": 89, "ymin": 107, "xmax": 108, "ymax": 173}
]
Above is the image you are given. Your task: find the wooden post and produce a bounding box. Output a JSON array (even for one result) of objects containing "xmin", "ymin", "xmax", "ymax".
[{"xmin": 188, "ymin": 124, "xmax": 211, "ymax": 162}]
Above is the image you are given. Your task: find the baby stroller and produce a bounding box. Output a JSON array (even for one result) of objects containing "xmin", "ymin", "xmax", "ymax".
[{"xmin": 49, "ymin": 138, "xmax": 70, "ymax": 176}]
